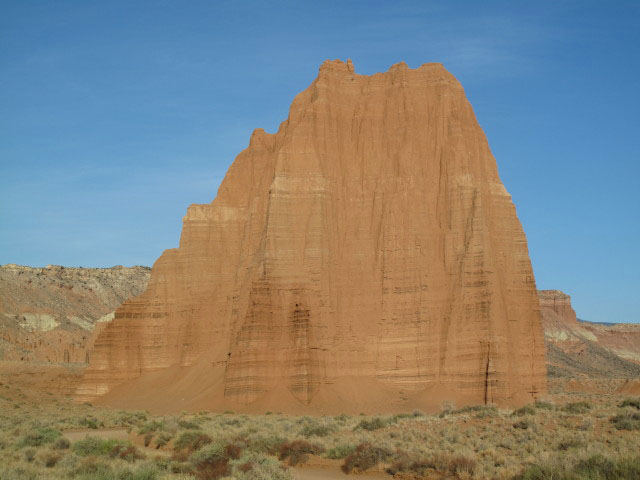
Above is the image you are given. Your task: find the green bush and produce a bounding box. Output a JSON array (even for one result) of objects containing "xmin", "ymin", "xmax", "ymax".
[
  {"xmin": 139, "ymin": 420, "xmax": 165, "ymax": 434},
  {"xmin": 72, "ymin": 436, "xmax": 129, "ymax": 456},
  {"xmin": 79, "ymin": 416, "xmax": 100, "ymax": 429},
  {"xmin": 513, "ymin": 420, "xmax": 531, "ymax": 430},
  {"xmin": 53, "ymin": 437, "xmax": 70, "ymax": 450},
  {"xmin": 326, "ymin": 443, "xmax": 356, "ymax": 459},
  {"xmin": 342, "ymin": 443, "xmax": 393, "ymax": 473},
  {"xmin": 177, "ymin": 419, "xmax": 200, "ymax": 430},
  {"xmin": 610, "ymin": 412, "xmax": 640, "ymax": 431},
  {"xmin": 230, "ymin": 451, "xmax": 292, "ymax": 480},
  {"xmin": 562, "ymin": 401, "xmax": 591, "ymax": 414},
  {"xmin": 18, "ymin": 427, "xmax": 61, "ymax": 447},
  {"xmin": 300, "ymin": 422, "xmax": 335, "ymax": 437},
  {"xmin": 354, "ymin": 416, "xmax": 393, "ymax": 431},
  {"xmin": 512, "ymin": 405, "xmax": 536, "ymax": 416},
  {"xmin": 514, "ymin": 455, "xmax": 640, "ymax": 480},
  {"xmin": 173, "ymin": 431, "xmax": 213, "ymax": 452},
  {"xmin": 279, "ymin": 439, "xmax": 324, "ymax": 466},
  {"xmin": 619, "ymin": 398, "xmax": 640, "ymax": 410},
  {"xmin": 189, "ymin": 443, "xmax": 229, "ymax": 479}
]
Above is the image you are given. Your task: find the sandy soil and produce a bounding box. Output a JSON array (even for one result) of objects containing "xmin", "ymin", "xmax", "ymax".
[{"xmin": 293, "ymin": 467, "xmax": 390, "ymax": 479}]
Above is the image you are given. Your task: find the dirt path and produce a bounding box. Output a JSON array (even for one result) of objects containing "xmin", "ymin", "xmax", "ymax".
[{"xmin": 293, "ymin": 467, "xmax": 390, "ymax": 479}]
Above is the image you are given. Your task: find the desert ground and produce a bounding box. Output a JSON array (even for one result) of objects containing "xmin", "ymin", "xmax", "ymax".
[{"xmin": 1, "ymin": 363, "xmax": 639, "ymax": 480}]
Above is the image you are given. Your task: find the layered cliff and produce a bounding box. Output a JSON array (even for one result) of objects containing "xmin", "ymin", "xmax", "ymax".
[
  {"xmin": 78, "ymin": 60, "xmax": 547, "ymax": 412},
  {"xmin": 0, "ymin": 264, "xmax": 150, "ymax": 363},
  {"xmin": 539, "ymin": 289, "xmax": 640, "ymax": 379}
]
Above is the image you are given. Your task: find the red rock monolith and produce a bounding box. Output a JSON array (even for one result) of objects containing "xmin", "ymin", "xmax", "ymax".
[{"xmin": 77, "ymin": 60, "xmax": 547, "ymax": 413}]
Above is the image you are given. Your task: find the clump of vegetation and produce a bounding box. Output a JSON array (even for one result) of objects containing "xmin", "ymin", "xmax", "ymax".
[
  {"xmin": 230, "ymin": 451, "xmax": 292, "ymax": 480},
  {"xmin": 177, "ymin": 418, "xmax": 201, "ymax": 430},
  {"xmin": 557, "ymin": 438, "xmax": 584, "ymax": 451},
  {"xmin": 79, "ymin": 416, "xmax": 101, "ymax": 429},
  {"xmin": 619, "ymin": 398, "xmax": 640, "ymax": 410},
  {"xmin": 342, "ymin": 443, "xmax": 393, "ymax": 473},
  {"xmin": 514, "ymin": 454, "xmax": 640, "ymax": 480},
  {"xmin": 513, "ymin": 419, "xmax": 531, "ymax": 430},
  {"xmin": 190, "ymin": 443, "xmax": 229, "ymax": 479},
  {"xmin": 72, "ymin": 436, "xmax": 131, "ymax": 457},
  {"xmin": 138, "ymin": 419, "xmax": 166, "ymax": 434},
  {"xmin": 610, "ymin": 412, "xmax": 640, "ymax": 431},
  {"xmin": 354, "ymin": 416, "xmax": 394, "ymax": 431},
  {"xmin": 562, "ymin": 401, "xmax": 592, "ymax": 414},
  {"xmin": 54, "ymin": 437, "xmax": 70, "ymax": 450},
  {"xmin": 278, "ymin": 439, "xmax": 324, "ymax": 466},
  {"xmin": 300, "ymin": 422, "xmax": 335, "ymax": 437},
  {"xmin": 534, "ymin": 400, "xmax": 555, "ymax": 410},
  {"xmin": 173, "ymin": 431, "xmax": 213, "ymax": 452},
  {"xmin": 512, "ymin": 404, "xmax": 537, "ymax": 416},
  {"xmin": 17, "ymin": 427, "xmax": 61, "ymax": 447},
  {"xmin": 326, "ymin": 443, "xmax": 356, "ymax": 459}
]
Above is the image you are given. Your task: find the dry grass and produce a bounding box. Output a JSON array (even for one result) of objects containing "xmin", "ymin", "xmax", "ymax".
[{"xmin": 0, "ymin": 378, "xmax": 639, "ymax": 479}]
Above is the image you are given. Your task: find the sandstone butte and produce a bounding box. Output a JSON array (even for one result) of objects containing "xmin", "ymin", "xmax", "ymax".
[{"xmin": 77, "ymin": 60, "xmax": 548, "ymax": 414}]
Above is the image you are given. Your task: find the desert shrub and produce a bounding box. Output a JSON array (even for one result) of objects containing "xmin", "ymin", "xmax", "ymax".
[
  {"xmin": 72, "ymin": 436, "xmax": 129, "ymax": 456},
  {"xmin": 562, "ymin": 401, "xmax": 591, "ymax": 414},
  {"xmin": 79, "ymin": 416, "xmax": 100, "ymax": 429},
  {"xmin": 174, "ymin": 431, "xmax": 213, "ymax": 452},
  {"xmin": 177, "ymin": 419, "xmax": 201, "ymax": 430},
  {"xmin": 300, "ymin": 422, "xmax": 335, "ymax": 437},
  {"xmin": 110, "ymin": 443, "xmax": 145, "ymax": 461},
  {"xmin": 386, "ymin": 450, "xmax": 436, "ymax": 476},
  {"xmin": 334, "ymin": 413, "xmax": 350, "ymax": 422},
  {"xmin": 169, "ymin": 461, "xmax": 193, "ymax": 474},
  {"xmin": 326, "ymin": 443, "xmax": 356, "ymax": 459},
  {"xmin": 18, "ymin": 427, "xmax": 61, "ymax": 447},
  {"xmin": 512, "ymin": 404, "xmax": 537, "ymax": 416},
  {"xmin": 445, "ymin": 455, "xmax": 476, "ymax": 476},
  {"xmin": 139, "ymin": 420, "xmax": 165, "ymax": 434},
  {"xmin": 224, "ymin": 443, "xmax": 243, "ymax": 460},
  {"xmin": 36, "ymin": 449, "xmax": 62, "ymax": 467},
  {"xmin": 619, "ymin": 398, "xmax": 640, "ymax": 410},
  {"xmin": 557, "ymin": 438, "xmax": 584, "ymax": 451},
  {"xmin": 610, "ymin": 412, "xmax": 640, "ymax": 431},
  {"xmin": 534, "ymin": 400, "xmax": 555, "ymax": 410},
  {"xmin": 190, "ymin": 443, "xmax": 229, "ymax": 479},
  {"xmin": 342, "ymin": 443, "xmax": 393, "ymax": 473},
  {"xmin": 54, "ymin": 437, "xmax": 70, "ymax": 449},
  {"xmin": 72, "ymin": 457, "xmax": 113, "ymax": 478},
  {"xmin": 155, "ymin": 432, "xmax": 172, "ymax": 448},
  {"xmin": 117, "ymin": 411, "xmax": 148, "ymax": 426},
  {"xmin": 24, "ymin": 447, "xmax": 37, "ymax": 462},
  {"xmin": 74, "ymin": 462, "xmax": 159, "ymax": 480},
  {"xmin": 574, "ymin": 455, "xmax": 640, "ymax": 479},
  {"xmin": 279, "ymin": 439, "xmax": 324, "ymax": 466},
  {"xmin": 514, "ymin": 455, "xmax": 640, "ymax": 480},
  {"xmin": 513, "ymin": 419, "xmax": 531, "ymax": 430},
  {"xmin": 243, "ymin": 432, "xmax": 286, "ymax": 455},
  {"xmin": 230, "ymin": 451, "xmax": 292, "ymax": 480},
  {"xmin": 354, "ymin": 416, "xmax": 393, "ymax": 431}
]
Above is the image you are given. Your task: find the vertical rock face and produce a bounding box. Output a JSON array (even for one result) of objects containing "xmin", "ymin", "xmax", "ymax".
[{"xmin": 78, "ymin": 60, "xmax": 547, "ymax": 412}]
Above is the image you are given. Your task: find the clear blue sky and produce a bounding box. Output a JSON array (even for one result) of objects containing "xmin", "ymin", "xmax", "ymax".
[{"xmin": 1, "ymin": 1, "xmax": 638, "ymax": 323}]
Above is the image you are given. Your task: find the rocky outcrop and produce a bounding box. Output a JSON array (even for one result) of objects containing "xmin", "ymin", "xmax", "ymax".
[
  {"xmin": 539, "ymin": 289, "xmax": 640, "ymax": 378},
  {"xmin": 0, "ymin": 264, "xmax": 150, "ymax": 363},
  {"xmin": 78, "ymin": 60, "xmax": 547, "ymax": 412}
]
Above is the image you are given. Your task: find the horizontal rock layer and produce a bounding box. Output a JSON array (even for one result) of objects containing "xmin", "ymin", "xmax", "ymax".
[
  {"xmin": 0, "ymin": 264, "xmax": 150, "ymax": 363},
  {"xmin": 78, "ymin": 60, "xmax": 547, "ymax": 412}
]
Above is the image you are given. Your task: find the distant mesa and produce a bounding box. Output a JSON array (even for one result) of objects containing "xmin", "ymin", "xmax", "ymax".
[{"xmin": 72, "ymin": 59, "xmax": 549, "ymax": 413}]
